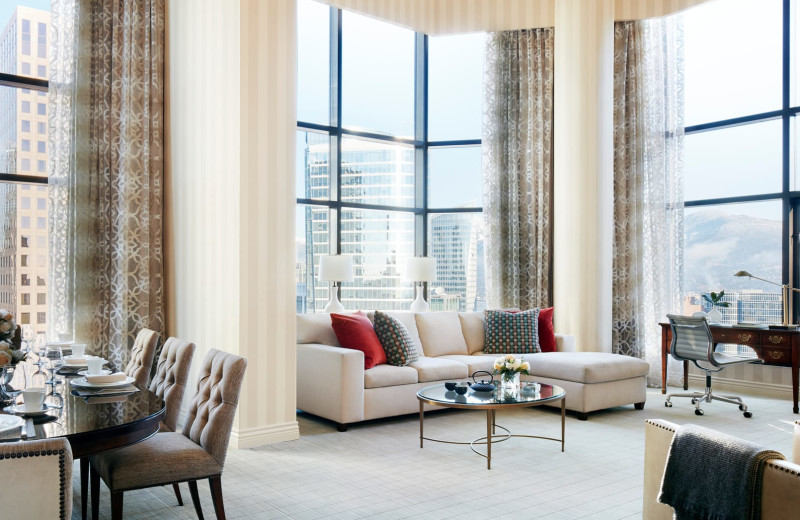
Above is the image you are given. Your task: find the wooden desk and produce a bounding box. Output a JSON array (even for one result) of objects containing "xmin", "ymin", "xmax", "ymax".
[{"xmin": 660, "ymin": 323, "xmax": 800, "ymax": 413}]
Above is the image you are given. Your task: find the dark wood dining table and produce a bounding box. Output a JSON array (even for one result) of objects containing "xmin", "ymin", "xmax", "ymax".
[{"xmin": 2, "ymin": 369, "xmax": 165, "ymax": 520}]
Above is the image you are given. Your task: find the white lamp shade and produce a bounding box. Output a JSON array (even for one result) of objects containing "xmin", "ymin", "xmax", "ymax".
[
  {"xmin": 405, "ymin": 257, "xmax": 436, "ymax": 282},
  {"xmin": 319, "ymin": 255, "xmax": 354, "ymax": 282}
]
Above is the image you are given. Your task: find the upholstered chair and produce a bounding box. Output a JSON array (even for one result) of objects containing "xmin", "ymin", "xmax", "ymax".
[
  {"xmin": 124, "ymin": 328, "xmax": 160, "ymax": 387},
  {"xmin": 0, "ymin": 438, "xmax": 73, "ymax": 518},
  {"xmin": 149, "ymin": 336, "xmax": 196, "ymax": 506},
  {"xmin": 91, "ymin": 348, "xmax": 247, "ymax": 520}
]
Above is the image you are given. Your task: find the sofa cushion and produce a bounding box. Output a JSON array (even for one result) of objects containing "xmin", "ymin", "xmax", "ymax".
[
  {"xmin": 367, "ymin": 311, "xmax": 423, "ymax": 356},
  {"xmin": 373, "ymin": 311, "xmax": 420, "ymax": 367},
  {"xmin": 458, "ymin": 312, "xmax": 485, "ymax": 355},
  {"xmin": 538, "ymin": 307, "xmax": 556, "ymax": 352},
  {"xmin": 416, "ymin": 312, "xmax": 469, "ymax": 357},
  {"xmin": 438, "ymin": 355, "xmax": 495, "ymax": 376},
  {"xmin": 409, "ymin": 357, "xmax": 469, "ymax": 383},
  {"xmin": 297, "ymin": 313, "xmax": 340, "ymax": 347},
  {"xmin": 331, "ymin": 312, "xmax": 387, "ymax": 369},
  {"xmin": 484, "ymin": 309, "xmax": 541, "ymax": 354},
  {"xmin": 364, "ymin": 364, "xmax": 418, "ymax": 389},
  {"xmin": 523, "ymin": 352, "xmax": 649, "ymax": 384}
]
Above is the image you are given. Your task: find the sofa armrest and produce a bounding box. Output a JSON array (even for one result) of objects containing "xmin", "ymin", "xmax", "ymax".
[
  {"xmin": 555, "ymin": 334, "xmax": 576, "ymax": 353},
  {"xmin": 643, "ymin": 419, "xmax": 678, "ymax": 520},
  {"xmin": 296, "ymin": 343, "xmax": 365, "ymax": 425},
  {"xmin": 793, "ymin": 420, "xmax": 800, "ymax": 464}
]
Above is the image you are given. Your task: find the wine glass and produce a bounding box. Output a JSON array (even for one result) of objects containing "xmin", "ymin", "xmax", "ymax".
[
  {"xmin": 33, "ymin": 332, "xmax": 47, "ymax": 367},
  {"xmin": 29, "ymin": 363, "xmax": 49, "ymax": 394},
  {"xmin": 21, "ymin": 325, "xmax": 34, "ymax": 355},
  {"xmin": 46, "ymin": 346, "xmax": 64, "ymax": 392},
  {"xmin": 0, "ymin": 364, "xmax": 27, "ymax": 404}
]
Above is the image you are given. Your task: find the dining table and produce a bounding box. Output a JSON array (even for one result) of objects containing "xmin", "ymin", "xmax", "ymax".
[{"xmin": 0, "ymin": 359, "xmax": 165, "ymax": 520}]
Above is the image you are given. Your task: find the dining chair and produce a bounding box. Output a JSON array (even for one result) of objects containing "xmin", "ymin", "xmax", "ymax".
[
  {"xmin": 149, "ymin": 336, "xmax": 196, "ymax": 506},
  {"xmin": 90, "ymin": 348, "xmax": 247, "ymax": 520},
  {"xmin": 124, "ymin": 328, "xmax": 160, "ymax": 387},
  {"xmin": 0, "ymin": 437, "xmax": 73, "ymax": 518}
]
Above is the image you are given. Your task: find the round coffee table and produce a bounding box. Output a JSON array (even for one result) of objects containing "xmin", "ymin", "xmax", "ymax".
[{"xmin": 416, "ymin": 382, "xmax": 566, "ymax": 469}]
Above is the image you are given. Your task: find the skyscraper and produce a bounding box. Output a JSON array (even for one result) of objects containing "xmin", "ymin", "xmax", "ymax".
[
  {"xmin": 428, "ymin": 212, "xmax": 482, "ymax": 312},
  {"xmin": 0, "ymin": 6, "xmax": 50, "ymax": 332}
]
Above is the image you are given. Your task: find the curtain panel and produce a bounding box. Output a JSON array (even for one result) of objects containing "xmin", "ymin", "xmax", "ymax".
[
  {"xmin": 49, "ymin": 0, "xmax": 165, "ymax": 368},
  {"xmin": 482, "ymin": 28, "xmax": 554, "ymax": 310},
  {"xmin": 612, "ymin": 17, "xmax": 684, "ymax": 385}
]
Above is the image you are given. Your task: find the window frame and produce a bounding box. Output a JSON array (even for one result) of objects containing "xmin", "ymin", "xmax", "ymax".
[
  {"xmin": 0, "ymin": 71, "xmax": 49, "ymax": 185},
  {"xmin": 295, "ymin": 6, "xmax": 482, "ymax": 311}
]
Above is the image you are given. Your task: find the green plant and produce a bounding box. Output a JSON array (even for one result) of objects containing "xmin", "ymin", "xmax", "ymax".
[{"xmin": 702, "ymin": 291, "xmax": 731, "ymax": 309}]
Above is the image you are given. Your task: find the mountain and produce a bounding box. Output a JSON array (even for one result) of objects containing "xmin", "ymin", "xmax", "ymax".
[{"xmin": 684, "ymin": 208, "xmax": 781, "ymax": 293}]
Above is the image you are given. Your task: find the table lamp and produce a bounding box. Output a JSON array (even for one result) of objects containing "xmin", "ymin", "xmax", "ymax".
[
  {"xmin": 405, "ymin": 257, "xmax": 436, "ymax": 312},
  {"xmin": 734, "ymin": 270, "xmax": 800, "ymax": 329},
  {"xmin": 319, "ymin": 255, "xmax": 353, "ymax": 313}
]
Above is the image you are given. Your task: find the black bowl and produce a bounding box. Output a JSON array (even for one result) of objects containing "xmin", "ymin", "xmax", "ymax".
[
  {"xmin": 454, "ymin": 385, "xmax": 468, "ymax": 395},
  {"xmin": 444, "ymin": 381, "xmax": 457, "ymax": 391}
]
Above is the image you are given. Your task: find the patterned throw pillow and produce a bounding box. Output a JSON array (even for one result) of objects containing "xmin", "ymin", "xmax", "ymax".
[
  {"xmin": 373, "ymin": 311, "xmax": 420, "ymax": 366},
  {"xmin": 483, "ymin": 308, "xmax": 541, "ymax": 354}
]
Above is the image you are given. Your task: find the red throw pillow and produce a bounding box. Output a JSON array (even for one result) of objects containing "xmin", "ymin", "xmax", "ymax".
[
  {"xmin": 538, "ymin": 307, "xmax": 556, "ymax": 352},
  {"xmin": 330, "ymin": 312, "xmax": 387, "ymax": 369}
]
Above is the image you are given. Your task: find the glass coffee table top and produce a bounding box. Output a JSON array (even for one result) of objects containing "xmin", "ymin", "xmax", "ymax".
[{"xmin": 418, "ymin": 382, "xmax": 566, "ymax": 408}]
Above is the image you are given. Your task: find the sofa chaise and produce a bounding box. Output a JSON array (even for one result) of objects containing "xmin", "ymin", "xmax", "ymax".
[{"xmin": 297, "ymin": 310, "xmax": 649, "ymax": 430}]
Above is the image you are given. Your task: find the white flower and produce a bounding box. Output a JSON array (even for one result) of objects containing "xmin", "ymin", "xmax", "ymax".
[
  {"xmin": 493, "ymin": 359, "xmax": 503, "ymax": 370},
  {"xmin": 505, "ymin": 354, "xmax": 515, "ymax": 361},
  {"xmin": 521, "ymin": 361, "xmax": 530, "ymax": 372},
  {"xmin": 512, "ymin": 358, "xmax": 522, "ymax": 370},
  {"xmin": 0, "ymin": 351, "xmax": 11, "ymax": 367},
  {"xmin": 0, "ymin": 321, "xmax": 11, "ymax": 333},
  {"xmin": 0, "ymin": 341, "xmax": 9, "ymax": 352}
]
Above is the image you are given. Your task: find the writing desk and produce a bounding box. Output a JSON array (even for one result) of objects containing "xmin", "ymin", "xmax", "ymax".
[{"xmin": 660, "ymin": 323, "xmax": 800, "ymax": 413}]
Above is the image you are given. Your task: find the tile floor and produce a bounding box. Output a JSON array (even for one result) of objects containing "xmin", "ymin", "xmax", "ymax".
[{"xmin": 72, "ymin": 388, "xmax": 799, "ymax": 519}]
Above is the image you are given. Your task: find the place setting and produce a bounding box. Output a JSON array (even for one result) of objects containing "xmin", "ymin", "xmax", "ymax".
[{"xmin": 69, "ymin": 356, "xmax": 138, "ymax": 399}]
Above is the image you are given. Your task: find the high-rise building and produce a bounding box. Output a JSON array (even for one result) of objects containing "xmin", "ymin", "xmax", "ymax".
[
  {"xmin": 0, "ymin": 6, "xmax": 49, "ymax": 333},
  {"xmin": 428, "ymin": 212, "xmax": 481, "ymax": 312}
]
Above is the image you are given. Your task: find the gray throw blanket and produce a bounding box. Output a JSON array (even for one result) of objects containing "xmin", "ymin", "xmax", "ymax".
[{"xmin": 658, "ymin": 424, "xmax": 785, "ymax": 520}]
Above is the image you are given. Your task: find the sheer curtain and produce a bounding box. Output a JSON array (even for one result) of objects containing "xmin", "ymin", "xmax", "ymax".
[
  {"xmin": 49, "ymin": 0, "xmax": 165, "ymax": 368},
  {"xmin": 482, "ymin": 28, "xmax": 554, "ymax": 310},
  {"xmin": 612, "ymin": 16, "xmax": 684, "ymax": 385}
]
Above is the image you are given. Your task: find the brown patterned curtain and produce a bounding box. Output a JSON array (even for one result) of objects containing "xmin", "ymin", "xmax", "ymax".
[
  {"xmin": 49, "ymin": 0, "xmax": 165, "ymax": 369},
  {"xmin": 612, "ymin": 18, "xmax": 684, "ymax": 385},
  {"xmin": 482, "ymin": 28, "xmax": 554, "ymax": 310}
]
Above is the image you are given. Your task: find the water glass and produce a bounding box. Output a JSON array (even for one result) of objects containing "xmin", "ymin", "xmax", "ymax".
[
  {"xmin": 0, "ymin": 364, "xmax": 27, "ymax": 403},
  {"xmin": 46, "ymin": 347, "xmax": 64, "ymax": 389},
  {"xmin": 33, "ymin": 332, "xmax": 47, "ymax": 366}
]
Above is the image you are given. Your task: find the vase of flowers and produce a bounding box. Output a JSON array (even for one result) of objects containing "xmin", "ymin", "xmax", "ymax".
[
  {"xmin": 0, "ymin": 311, "xmax": 23, "ymax": 401},
  {"xmin": 702, "ymin": 291, "xmax": 730, "ymax": 324},
  {"xmin": 493, "ymin": 354, "xmax": 531, "ymax": 399}
]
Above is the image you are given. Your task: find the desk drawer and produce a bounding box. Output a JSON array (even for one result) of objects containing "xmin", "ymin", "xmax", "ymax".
[
  {"xmin": 714, "ymin": 330, "xmax": 761, "ymax": 346},
  {"xmin": 765, "ymin": 333, "xmax": 791, "ymax": 346},
  {"xmin": 762, "ymin": 347, "xmax": 791, "ymax": 363}
]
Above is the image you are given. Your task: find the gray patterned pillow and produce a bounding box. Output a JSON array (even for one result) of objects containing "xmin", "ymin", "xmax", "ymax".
[
  {"xmin": 483, "ymin": 309, "xmax": 541, "ymax": 354},
  {"xmin": 373, "ymin": 311, "xmax": 420, "ymax": 366}
]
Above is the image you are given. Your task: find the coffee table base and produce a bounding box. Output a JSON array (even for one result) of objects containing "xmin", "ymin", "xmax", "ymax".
[{"xmin": 419, "ymin": 398, "xmax": 566, "ymax": 470}]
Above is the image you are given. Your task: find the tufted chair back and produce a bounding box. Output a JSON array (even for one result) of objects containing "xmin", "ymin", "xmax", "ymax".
[
  {"xmin": 0, "ymin": 438, "xmax": 72, "ymax": 518},
  {"xmin": 182, "ymin": 348, "xmax": 247, "ymax": 466},
  {"xmin": 124, "ymin": 328, "xmax": 160, "ymax": 387},
  {"xmin": 149, "ymin": 337, "xmax": 196, "ymax": 432}
]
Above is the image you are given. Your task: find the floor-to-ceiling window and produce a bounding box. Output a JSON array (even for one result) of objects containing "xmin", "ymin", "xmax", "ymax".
[
  {"xmin": 295, "ymin": 0, "xmax": 485, "ymax": 313},
  {"xmin": 0, "ymin": 1, "xmax": 50, "ymax": 334},
  {"xmin": 681, "ymin": 0, "xmax": 800, "ymax": 329}
]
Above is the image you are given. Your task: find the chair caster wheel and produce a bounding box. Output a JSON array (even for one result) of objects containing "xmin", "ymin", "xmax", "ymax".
[
  {"xmin": 691, "ymin": 399, "xmax": 698, "ymax": 405},
  {"xmin": 695, "ymin": 409, "xmax": 704, "ymax": 416},
  {"xmin": 738, "ymin": 405, "xmax": 745, "ymax": 411},
  {"xmin": 665, "ymin": 401, "xmax": 672, "ymax": 408},
  {"xmin": 744, "ymin": 411, "xmax": 753, "ymax": 418}
]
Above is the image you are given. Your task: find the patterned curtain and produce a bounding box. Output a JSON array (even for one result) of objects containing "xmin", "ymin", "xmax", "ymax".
[
  {"xmin": 612, "ymin": 17, "xmax": 684, "ymax": 385},
  {"xmin": 49, "ymin": 0, "xmax": 165, "ymax": 369},
  {"xmin": 482, "ymin": 28, "xmax": 554, "ymax": 310}
]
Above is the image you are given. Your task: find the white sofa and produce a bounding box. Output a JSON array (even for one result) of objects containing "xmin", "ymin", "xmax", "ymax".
[
  {"xmin": 297, "ymin": 311, "xmax": 649, "ymax": 430},
  {"xmin": 643, "ymin": 419, "xmax": 800, "ymax": 519}
]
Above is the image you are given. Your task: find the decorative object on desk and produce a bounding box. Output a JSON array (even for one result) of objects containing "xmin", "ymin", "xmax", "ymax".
[
  {"xmin": 702, "ymin": 291, "xmax": 730, "ymax": 324},
  {"xmin": 405, "ymin": 257, "xmax": 436, "ymax": 312},
  {"xmin": 470, "ymin": 370, "xmax": 496, "ymax": 392},
  {"xmin": 734, "ymin": 270, "xmax": 800, "ymax": 329},
  {"xmin": 319, "ymin": 255, "xmax": 354, "ymax": 313},
  {"xmin": 493, "ymin": 354, "xmax": 530, "ymax": 396}
]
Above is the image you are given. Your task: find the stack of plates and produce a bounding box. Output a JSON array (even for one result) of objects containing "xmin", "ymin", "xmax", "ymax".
[{"xmin": 69, "ymin": 376, "xmax": 136, "ymax": 389}]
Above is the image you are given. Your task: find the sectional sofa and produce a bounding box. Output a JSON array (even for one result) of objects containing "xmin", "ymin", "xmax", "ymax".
[{"xmin": 296, "ymin": 310, "xmax": 649, "ymax": 430}]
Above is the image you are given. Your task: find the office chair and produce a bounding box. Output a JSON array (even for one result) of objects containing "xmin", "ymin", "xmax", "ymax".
[{"xmin": 665, "ymin": 314, "xmax": 762, "ymax": 418}]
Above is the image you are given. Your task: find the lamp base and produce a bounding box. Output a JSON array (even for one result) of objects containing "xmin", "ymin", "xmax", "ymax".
[
  {"xmin": 324, "ymin": 287, "xmax": 345, "ymax": 313},
  {"xmin": 409, "ymin": 285, "xmax": 430, "ymax": 313}
]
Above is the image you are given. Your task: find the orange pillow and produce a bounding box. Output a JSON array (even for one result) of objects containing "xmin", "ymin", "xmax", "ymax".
[{"xmin": 330, "ymin": 312, "xmax": 387, "ymax": 369}]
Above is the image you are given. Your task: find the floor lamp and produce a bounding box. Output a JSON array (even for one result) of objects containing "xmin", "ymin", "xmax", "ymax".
[{"xmin": 320, "ymin": 255, "xmax": 353, "ymax": 313}]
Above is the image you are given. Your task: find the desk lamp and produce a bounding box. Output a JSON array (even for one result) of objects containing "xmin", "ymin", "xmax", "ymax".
[{"xmin": 734, "ymin": 270, "xmax": 800, "ymax": 329}]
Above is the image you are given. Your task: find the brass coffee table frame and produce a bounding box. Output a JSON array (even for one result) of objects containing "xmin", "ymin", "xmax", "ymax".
[{"xmin": 417, "ymin": 383, "xmax": 566, "ymax": 470}]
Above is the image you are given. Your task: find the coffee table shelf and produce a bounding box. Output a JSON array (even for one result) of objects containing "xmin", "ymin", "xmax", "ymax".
[{"xmin": 416, "ymin": 382, "xmax": 566, "ymax": 469}]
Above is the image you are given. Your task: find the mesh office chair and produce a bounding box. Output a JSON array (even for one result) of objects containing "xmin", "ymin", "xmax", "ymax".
[{"xmin": 665, "ymin": 314, "xmax": 762, "ymax": 418}]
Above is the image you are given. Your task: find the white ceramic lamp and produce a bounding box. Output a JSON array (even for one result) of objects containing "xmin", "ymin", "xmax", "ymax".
[
  {"xmin": 319, "ymin": 255, "xmax": 354, "ymax": 313},
  {"xmin": 405, "ymin": 257, "xmax": 436, "ymax": 313}
]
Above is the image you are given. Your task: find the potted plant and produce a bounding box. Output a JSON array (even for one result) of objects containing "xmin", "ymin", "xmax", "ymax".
[{"xmin": 702, "ymin": 291, "xmax": 730, "ymax": 324}]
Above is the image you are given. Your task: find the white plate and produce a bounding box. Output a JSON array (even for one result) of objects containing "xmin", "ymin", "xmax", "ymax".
[
  {"xmin": 70, "ymin": 376, "xmax": 135, "ymax": 389},
  {"xmin": 77, "ymin": 369, "xmax": 112, "ymax": 377},
  {"xmin": 3, "ymin": 403, "xmax": 58, "ymax": 417},
  {"xmin": 63, "ymin": 355, "xmax": 104, "ymax": 368},
  {"xmin": 0, "ymin": 415, "xmax": 23, "ymax": 433}
]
